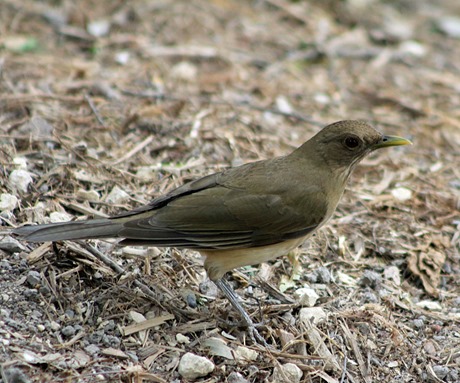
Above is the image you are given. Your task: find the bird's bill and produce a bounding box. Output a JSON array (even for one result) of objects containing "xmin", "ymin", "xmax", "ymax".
[{"xmin": 373, "ymin": 135, "xmax": 412, "ymax": 149}]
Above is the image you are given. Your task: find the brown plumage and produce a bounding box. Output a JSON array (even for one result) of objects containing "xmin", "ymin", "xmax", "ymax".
[{"xmin": 13, "ymin": 120, "xmax": 411, "ymax": 344}]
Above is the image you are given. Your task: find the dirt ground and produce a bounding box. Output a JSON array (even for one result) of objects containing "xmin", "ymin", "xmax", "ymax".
[{"xmin": 1, "ymin": 0, "xmax": 459, "ymax": 382}]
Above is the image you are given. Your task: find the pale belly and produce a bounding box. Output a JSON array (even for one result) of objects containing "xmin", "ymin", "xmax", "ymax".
[{"xmin": 201, "ymin": 236, "xmax": 307, "ymax": 281}]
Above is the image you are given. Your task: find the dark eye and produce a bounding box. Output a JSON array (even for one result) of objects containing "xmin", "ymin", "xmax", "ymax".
[{"xmin": 344, "ymin": 136, "xmax": 361, "ymax": 149}]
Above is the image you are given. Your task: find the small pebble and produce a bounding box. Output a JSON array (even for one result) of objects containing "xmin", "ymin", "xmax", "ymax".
[
  {"xmin": 61, "ymin": 325, "xmax": 76, "ymax": 337},
  {"xmin": 171, "ymin": 61, "xmax": 198, "ymax": 81},
  {"xmin": 186, "ymin": 293, "xmax": 197, "ymax": 308},
  {"xmin": 360, "ymin": 270, "xmax": 381, "ymax": 289},
  {"xmin": 115, "ymin": 51, "xmax": 130, "ymax": 65},
  {"xmin": 299, "ymin": 307, "xmax": 327, "ymax": 325},
  {"xmin": 361, "ymin": 291, "xmax": 379, "ymax": 304},
  {"xmin": 391, "ymin": 187, "xmax": 412, "ymax": 201},
  {"xmin": 412, "ymin": 318, "xmax": 424, "ymax": 329},
  {"xmin": 26, "ymin": 270, "xmax": 41, "ymax": 286},
  {"xmin": 0, "ymin": 236, "xmax": 25, "ymax": 253},
  {"xmin": 9, "ymin": 169, "xmax": 33, "ymax": 193},
  {"xmin": 416, "ymin": 300, "xmax": 442, "ymax": 311},
  {"xmin": 432, "ymin": 365, "xmax": 449, "ymax": 380},
  {"xmin": 106, "ymin": 186, "xmax": 130, "ymax": 204},
  {"xmin": 13, "ymin": 157, "xmax": 28, "ymax": 169},
  {"xmin": 23, "ymin": 289, "xmax": 38, "ymax": 299},
  {"xmin": 315, "ymin": 266, "xmax": 331, "ymax": 283},
  {"xmin": 436, "ymin": 16, "xmax": 460, "ymax": 38},
  {"xmin": 235, "ymin": 345, "xmax": 258, "ymax": 362},
  {"xmin": 178, "ymin": 352, "xmax": 215, "ymax": 380},
  {"xmin": 272, "ymin": 363, "xmax": 303, "ymax": 383},
  {"xmin": 49, "ymin": 211, "xmax": 73, "ymax": 223},
  {"xmin": 87, "ymin": 19, "xmax": 111, "ymax": 37},
  {"xmin": 227, "ymin": 371, "xmax": 249, "ymax": 383},
  {"xmin": 384, "ymin": 265, "xmax": 401, "ymax": 286},
  {"xmin": 84, "ymin": 344, "xmax": 100, "ymax": 355},
  {"xmin": 49, "ymin": 321, "xmax": 61, "ymax": 331},
  {"xmin": 0, "ymin": 193, "xmax": 18, "ymax": 212},
  {"xmin": 275, "ymin": 95, "xmax": 293, "ymax": 114},
  {"xmin": 76, "ymin": 189, "xmax": 100, "ymax": 201},
  {"xmin": 176, "ymin": 333, "xmax": 190, "ymax": 344},
  {"xmin": 293, "ymin": 287, "xmax": 319, "ymax": 307}
]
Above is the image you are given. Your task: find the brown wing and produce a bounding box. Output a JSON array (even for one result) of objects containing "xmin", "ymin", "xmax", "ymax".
[{"xmin": 117, "ymin": 172, "xmax": 328, "ymax": 249}]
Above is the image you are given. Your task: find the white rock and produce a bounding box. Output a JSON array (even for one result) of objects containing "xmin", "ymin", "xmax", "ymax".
[
  {"xmin": 178, "ymin": 352, "xmax": 215, "ymax": 380},
  {"xmin": 13, "ymin": 157, "xmax": 28, "ymax": 169},
  {"xmin": 115, "ymin": 51, "xmax": 130, "ymax": 65},
  {"xmin": 106, "ymin": 186, "xmax": 129, "ymax": 204},
  {"xmin": 87, "ymin": 19, "xmax": 111, "ymax": 37},
  {"xmin": 121, "ymin": 247, "xmax": 150, "ymax": 258},
  {"xmin": 336, "ymin": 271, "xmax": 357, "ymax": 286},
  {"xmin": 391, "ymin": 187, "xmax": 412, "ymax": 201},
  {"xmin": 136, "ymin": 166, "xmax": 156, "ymax": 181},
  {"xmin": 176, "ymin": 333, "xmax": 190, "ymax": 344},
  {"xmin": 314, "ymin": 93, "xmax": 331, "ymax": 105},
  {"xmin": 50, "ymin": 321, "xmax": 61, "ymax": 331},
  {"xmin": 299, "ymin": 307, "xmax": 327, "ymax": 325},
  {"xmin": 76, "ymin": 189, "xmax": 100, "ymax": 201},
  {"xmin": 437, "ymin": 16, "xmax": 460, "ymax": 38},
  {"xmin": 9, "ymin": 169, "xmax": 33, "ymax": 193},
  {"xmin": 398, "ymin": 41, "xmax": 426, "ymax": 58},
  {"xmin": 171, "ymin": 61, "xmax": 198, "ymax": 81},
  {"xmin": 235, "ymin": 345, "xmax": 258, "ymax": 362},
  {"xmin": 415, "ymin": 300, "xmax": 442, "ymax": 311},
  {"xmin": 275, "ymin": 95, "xmax": 293, "ymax": 114},
  {"xmin": 227, "ymin": 371, "xmax": 249, "ymax": 383},
  {"xmin": 272, "ymin": 363, "xmax": 303, "ymax": 383},
  {"xmin": 384, "ymin": 265, "xmax": 401, "ymax": 286},
  {"xmin": 0, "ymin": 193, "xmax": 18, "ymax": 212},
  {"xmin": 49, "ymin": 211, "xmax": 73, "ymax": 223},
  {"xmin": 203, "ymin": 337, "xmax": 233, "ymax": 359},
  {"xmin": 293, "ymin": 287, "xmax": 319, "ymax": 307}
]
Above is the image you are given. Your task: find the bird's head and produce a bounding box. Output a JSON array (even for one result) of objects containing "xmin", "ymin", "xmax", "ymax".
[{"xmin": 303, "ymin": 120, "xmax": 412, "ymax": 174}]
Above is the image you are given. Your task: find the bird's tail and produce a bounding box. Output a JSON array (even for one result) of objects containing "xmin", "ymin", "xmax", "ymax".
[{"xmin": 13, "ymin": 218, "xmax": 123, "ymax": 242}]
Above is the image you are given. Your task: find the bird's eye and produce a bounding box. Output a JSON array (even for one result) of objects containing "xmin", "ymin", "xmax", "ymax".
[{"xmin": 344, "ymin": 136, "xmax": 361, "ymax": 149}]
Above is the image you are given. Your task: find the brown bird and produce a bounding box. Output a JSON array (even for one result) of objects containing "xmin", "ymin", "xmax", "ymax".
[{"xmin": 13, "ymin": 120, "xmax": 411, "ymax": 344}]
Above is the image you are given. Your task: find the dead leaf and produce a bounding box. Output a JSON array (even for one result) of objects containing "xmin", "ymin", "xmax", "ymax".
[{"xmin": 407, "ymin": 248, "xmax": 446, "ymax": 297}]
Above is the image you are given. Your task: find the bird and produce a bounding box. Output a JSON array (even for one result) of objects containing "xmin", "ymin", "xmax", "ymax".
[{"xmin": 13, "ymin": 120, "xmax": 411, "ymax": 344}]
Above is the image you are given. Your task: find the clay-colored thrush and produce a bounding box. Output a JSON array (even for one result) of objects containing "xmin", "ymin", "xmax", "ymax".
[{"xmin": 13, "ymin": 120, "xmax": 411, "ymax": 343}]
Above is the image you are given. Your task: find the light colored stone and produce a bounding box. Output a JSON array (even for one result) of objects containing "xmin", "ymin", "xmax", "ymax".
[
  {"xmin": 87, "ymin": 19, "xmax": 110, "ymax": 37},
  {"xmin": 49, "ymin": 211, "xmax": 73, "ymax": 223},
  {"xmin": 293, "ymin": 287, "xmax": 319, "ymax": 307},
  {"xmin": 171, "ymin": 61, "xmax": 198, "ymax": 81},
  {"xmin": 272, "ymin": 363, "xmax": 303, "ymax": 383},
  {"xmin": 0, "ymin": 193, "xmax": 18, "ymax": 212},
  {"xmin": 437, "ymin": 16, "xmax": 460, "ymax": 38},
  {"xmin": 9, "ymin": 169, "xmax": 33, "ymax": 193},
  {"xmin": 235, "ymin": 345, "xmax": 258, "ymax": 362},
  {"xmin": 299, "ymin": 307, "xmax": 327, "ymax": 325},
  {"xmin": 106, "ymin": 186, "xmax": 130, "ymax": 204},
  {"xmin": 391, "ymin": 187, "xmax": 412, "ymax": 201},
  {"xmin": 178, "ymin": 352, "xmax": 215, "ymax": 380},
  {"xmin": 227, "ymin": 371, "xmax": 249, "ymax": 383},
  {"xmin": 76, "ymin": 189, "xmax": 100, "ymax": 201},
  {"xmin": 13, "ymin": 157, "xmax": 28, "ymax": 169},
  {"xmin": 176, "ymin": 333, "xmax": 190, "ymax": 344},
  {"xmin": 415, "ymin": 300, "xmax": 442, "ymax": 311},
  {"xmin": 115, "ymin": 51, "xmax": 130, "ymax": 65}
]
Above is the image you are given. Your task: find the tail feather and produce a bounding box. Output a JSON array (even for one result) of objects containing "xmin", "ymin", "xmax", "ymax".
[{"xmin": 13, "ymin": 219, "xmax": 123, "ymax": 242}]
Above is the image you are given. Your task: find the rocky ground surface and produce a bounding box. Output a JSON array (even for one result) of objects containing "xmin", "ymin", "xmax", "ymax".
[{"xmin": 0, "ymin": 0, "xmax": 459, "ymax": 382}]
